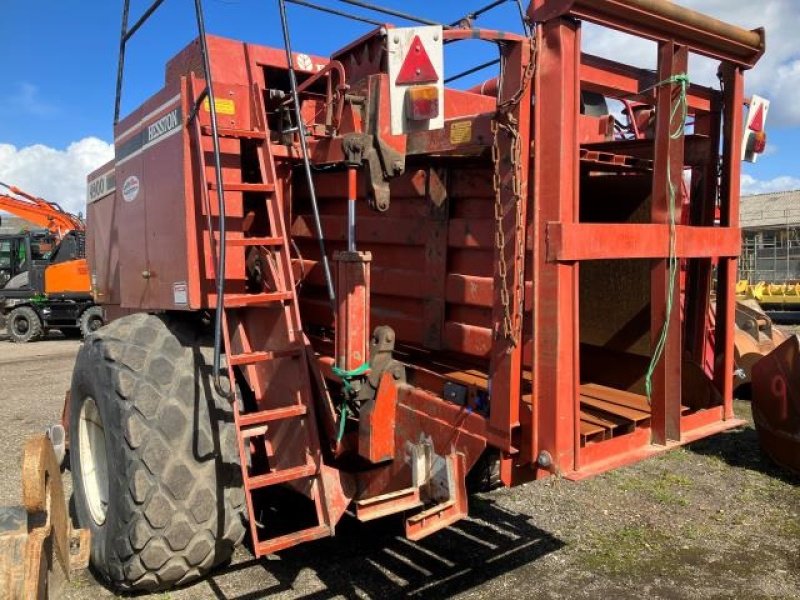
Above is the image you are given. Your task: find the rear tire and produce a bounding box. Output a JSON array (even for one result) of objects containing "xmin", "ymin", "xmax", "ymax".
[
  {"xmin": 7, "ymin": 306, "xmax": 42, "ymax": 343},
  {"xmin": 69, "ymin": 313, "xmax": 245, "ymax": 592},
  {"xmin": 79, "ymin": 305, "xmax": 104, "ymax": 337}
]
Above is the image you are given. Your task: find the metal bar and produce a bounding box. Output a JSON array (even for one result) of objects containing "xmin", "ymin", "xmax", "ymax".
[
  {"xmin": 547, "ymin": 224, "xmax": 740, "ymax": 261},
  {"xmin": 113, "ymin": 0, "xmax": 131, "ymax": 125},
  {"xmin": 285, "ymin": 0, "xmax": 384, "ymax": 26},
  {"xmin": 191, "ymin": 0, "xmax": 230, "ymax": 390},
  {"xmin": 531, "ymin": 17, "xmax": 580, "ymax": 475},
  {"xmin": 716, "ymin": 63, "xmax": 745, "ymax": 420},
  {"xmin": 529, "ymin": 0, "xmax": 764, "ymax": 68},
  {"xmin": 488, "ymin": 36, "xmax": 533, "ymax": 480},
  {"xmin": 649, "ymin": 41, "xmax": 687, "ymax": 445},
  {"xmin": 684, "ymin": 100, "xmax": 722, "ymax": 366},
  {"xmin": 347, "ymin": 167, "xmax": 357, "ymax": 252},
  {"xmin": 124, "ymin": 0, "xmax": 168, "ymax": 42},
  {"xmin": 279, "ymin": 0, "xmax": 337, "ymax": 310},
  {"xmin": 336, "ymin": 0, "xmax": 441, "ymax": 26},
  {"xmin": 444, "ymin": 59, "xmax": 500, "ymax": 84}
]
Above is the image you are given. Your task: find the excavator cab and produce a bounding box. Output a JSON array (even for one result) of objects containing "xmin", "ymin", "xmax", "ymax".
[{"xmin": 0, "ymin": 231, "xmax": 56, "ymax": 289}]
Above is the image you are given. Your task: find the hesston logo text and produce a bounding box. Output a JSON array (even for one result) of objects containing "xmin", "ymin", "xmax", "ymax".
[{"xmin": 147, "ymin": 108, "xmax": 180, "ymax": 143}]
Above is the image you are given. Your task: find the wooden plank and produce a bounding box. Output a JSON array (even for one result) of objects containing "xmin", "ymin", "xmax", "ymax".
[
  {"xmin": 581, "ymin": 383, "xmax": 650, "ymax": 412},
  {"xmin": 579, "ymin": 394, "xmax": 650, "ymax": 423}
]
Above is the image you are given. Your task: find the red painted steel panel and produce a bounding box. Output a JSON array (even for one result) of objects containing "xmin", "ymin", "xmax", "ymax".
[{"xmin": 547, "ymin": 223, "xmax": 740, "ymax": 261}]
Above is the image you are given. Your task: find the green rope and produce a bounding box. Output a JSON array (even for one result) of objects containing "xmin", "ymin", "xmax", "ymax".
[
  {"xmin": 332, "ymin": 361, "xmax": 370, "ymax": 393},
  {"xmin": 645, "ymin": 74, "xmax": 689, "ymax": 403},
  {"xmin": 336, "ymin": 404, "xmax": 349, "ymax": 443},
  {"xmin": 332, "ymin": 361, "xmax": 369, "ymax": 442}
]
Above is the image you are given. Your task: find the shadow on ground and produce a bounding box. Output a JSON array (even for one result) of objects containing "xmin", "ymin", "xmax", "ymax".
[
  {"xmin": 687, "ymin": 417, "xmax": 800, "ymax": 486},
  {"xmin": 204, "ymin": 496, "xmax": 563, "ymax": 600}
]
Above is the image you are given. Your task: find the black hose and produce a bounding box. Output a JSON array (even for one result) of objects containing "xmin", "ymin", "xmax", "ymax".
[
  {"xmin": 193, "ymin": 0, "xmax": 231, "ymax": 395},
  {"xmin": 278, "ymin": 0, "xmax": 337, "ymax": 312}
]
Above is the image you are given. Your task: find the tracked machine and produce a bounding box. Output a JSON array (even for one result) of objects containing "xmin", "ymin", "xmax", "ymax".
[{"xmin": 60, "ymin": 0, "xmax": 766, "ymax": 592}]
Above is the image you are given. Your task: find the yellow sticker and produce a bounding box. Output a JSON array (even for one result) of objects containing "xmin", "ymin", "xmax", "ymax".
[
  {"xmin": 202, "ymin": 97, "xmax": 236, "ymax": 115},
  {"xmin": 450, "ymin": 120, "xmax": 472, "ymax": 145}
]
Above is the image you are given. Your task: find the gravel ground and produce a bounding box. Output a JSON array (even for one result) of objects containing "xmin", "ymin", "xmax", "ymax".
[{"xmin": 0, "ymin": 334, "xmax": 798, "ymax": 599}]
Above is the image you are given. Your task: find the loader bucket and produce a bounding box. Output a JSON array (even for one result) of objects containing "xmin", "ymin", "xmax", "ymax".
[
  {"xmin": 751, "ymin": 335, "xmax": 800, "ymax": 475},
  {"xmin": 734, "ymin": 300, "xmax": 788, "ymax": 393}
]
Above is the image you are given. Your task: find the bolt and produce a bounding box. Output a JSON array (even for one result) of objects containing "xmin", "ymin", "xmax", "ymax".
[{"xmin": 537, "ymin": 450, "xmax": 553, "ymax": 469}]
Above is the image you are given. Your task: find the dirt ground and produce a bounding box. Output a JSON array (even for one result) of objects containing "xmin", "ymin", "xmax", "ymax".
[{"xmin": 0, "ymin": 333, "xmax": 798, "ymax": 599}]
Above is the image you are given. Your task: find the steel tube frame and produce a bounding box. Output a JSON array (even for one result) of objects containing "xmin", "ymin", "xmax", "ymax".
[
  {"xmin": 526, "ymin": 0, "xmax": 755, "ymax": 476},
  {"xmin": 649, "ymin": 40, "xmax": 687, "ymax": 445}
]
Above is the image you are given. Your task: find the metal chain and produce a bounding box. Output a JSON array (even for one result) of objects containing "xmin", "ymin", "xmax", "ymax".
[{"xmin": 492, "ymin": 39, "xmax": 535, "ymax": 346}]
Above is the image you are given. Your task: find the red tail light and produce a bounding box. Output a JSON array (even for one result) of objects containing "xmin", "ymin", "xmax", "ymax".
[{"xmin": 406, "ymin": 85, "xmax": 439, "ymax": 121}]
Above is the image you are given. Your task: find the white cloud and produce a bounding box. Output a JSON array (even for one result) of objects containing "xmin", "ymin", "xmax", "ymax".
[
  {"xmin": 0, "ymin": 138, "xmax": 113, "ymax": 217},
  {"xmin": 741, "ymin": 174, "xmax": 800, "ymax": 195},
  {"xmin": 581, "ymin": 0, "xmax": 800, "ymax": 127}
]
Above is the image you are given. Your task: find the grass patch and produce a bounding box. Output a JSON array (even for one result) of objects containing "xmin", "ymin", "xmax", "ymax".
[
  {"xmin": 616, "ymin": 470, "xmax": 692, "ymax": 506},
  {"xmin": 580, "ymin": 525, "xmax": 669, "ymax": 574}
]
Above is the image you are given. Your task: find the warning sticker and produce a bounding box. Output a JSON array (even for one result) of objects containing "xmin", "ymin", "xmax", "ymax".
[
  {"xmin": 450, "ymin": 121, "xmax": 472, "ymax": 145},
  {"xmin": 173, "ymin": 281, "xmax": 188, "ymax": 306},
  {"xmin": 203, "ymin": 97, "xmax": 236, "ymax": 116}
]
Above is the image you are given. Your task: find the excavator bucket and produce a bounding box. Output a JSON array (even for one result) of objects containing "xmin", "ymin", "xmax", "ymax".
[
  {"xmin": 751, "ymin": 335, "xmax": 800, "ymax": 475},
  {"xmin": 734, "ymin": 300, "xmax": 788, "ymax": 392}
]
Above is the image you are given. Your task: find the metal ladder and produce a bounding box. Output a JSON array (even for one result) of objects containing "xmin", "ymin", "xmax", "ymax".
[{"xmin": 192, "ymin": 79, "xmax": 333, "ymax": 556}]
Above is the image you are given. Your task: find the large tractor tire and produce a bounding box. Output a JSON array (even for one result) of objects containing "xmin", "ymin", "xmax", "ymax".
[
  {"xmin": 7, "ymin": 305, "xmax": 43, "ymax": 343},
  {"xmin": 69, "ymin": 313, "xmax": 246, "ymax": 592}
]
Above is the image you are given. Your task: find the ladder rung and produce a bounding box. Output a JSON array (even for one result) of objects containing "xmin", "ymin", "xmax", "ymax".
[
  {"xmin": 239, "ymin": 405, "xmax": 308, "ymax": 430},
  {"xmin": 202, "ymin": 125, "xmax": 267, "ymax": 140},
  {"xmin": 208, "ymin": 182, "xmax": 275, "ymax": 193},
  {"xmin": 225, "ymin": 236, "xmax": 284, "ymax": 248},
  {"xmin": 246, "ymin": 463, "xmax": 317, "ymax": 490},
  {"xmin": 229, "ymin": 345, "xmax": 303, "ymax": 366},
  {"xmin": 224, "ymin": 291, "xmax": 293, "ymax": 308},
  {"xmin": 255, "ymin": 525, "xmax": 331, "ymax": 556}
]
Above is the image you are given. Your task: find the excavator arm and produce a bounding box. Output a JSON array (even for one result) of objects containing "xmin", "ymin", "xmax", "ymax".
[{"xmin": 0, "ymin": 182, "xmax": 84, "ymax": 238}]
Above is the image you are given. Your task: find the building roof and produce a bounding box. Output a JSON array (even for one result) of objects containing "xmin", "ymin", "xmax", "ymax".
[{"xmin": 741, "ymin": 189, "xmax": 800, "ymax": 230}]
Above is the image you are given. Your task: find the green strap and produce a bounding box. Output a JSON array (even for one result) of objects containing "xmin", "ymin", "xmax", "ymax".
[
  {"xmin": 336, "ymin": 404, "xmax": 349, "ymax": 443},
  {"xmin": 332, "ymin": 362, "xmax": 370, "ymax": 393},
  {"xmin": 645, "ymin": 74, "xmax": 689, "ymax": 403},
  {"xmin": 332, "ymin": 361, "xmax": 369, "ymax": 443}
]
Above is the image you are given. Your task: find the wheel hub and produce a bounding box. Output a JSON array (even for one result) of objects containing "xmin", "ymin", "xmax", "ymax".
[{"xmin": 78, "ymin": 396, "xmax": 109, "ymax": 526}]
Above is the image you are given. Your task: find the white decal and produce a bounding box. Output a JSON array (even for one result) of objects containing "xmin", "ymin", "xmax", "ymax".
[
  {"xmin": 296, "ymin": 53, "xmax": 313, "ymax": 71},
  {"xmin": 173, "ymin": 282, "xmax": 188, "ymax": 306},
  {"xmin": 122, "ymin": 176, "xmax": 140, "ymax": 203}
]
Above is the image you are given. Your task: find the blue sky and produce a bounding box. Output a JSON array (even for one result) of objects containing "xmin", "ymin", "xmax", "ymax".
[{"xmin": 0, "ymin": 0, "xmax": 797, "ymax": 212}]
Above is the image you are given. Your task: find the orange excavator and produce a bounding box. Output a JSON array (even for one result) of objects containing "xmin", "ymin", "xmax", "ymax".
[{"xmin": 0, "ymin": 182, "xmax": 102, "ymax": 342}]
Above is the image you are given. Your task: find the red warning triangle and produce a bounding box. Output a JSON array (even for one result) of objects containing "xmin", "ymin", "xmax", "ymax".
[
  {"xmin": 749, "ymin": 104, "xmax": 765, "ymax": 133},
  {"xmin": 396, "ymin": 35, "xmax": 438, "ymax": 85}
]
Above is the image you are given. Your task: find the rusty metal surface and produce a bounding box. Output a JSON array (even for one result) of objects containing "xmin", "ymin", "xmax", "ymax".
[
  {"xmin": 0, "ymin": 436, "xmax": 90, "ymax": 599},
  {"xmin": 529, "ymin": 0, "xmax": 765, "ymax": 67},
  {"xmin": 751, "ymin": 336, "xmax": 800, "ymax": 475}
]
